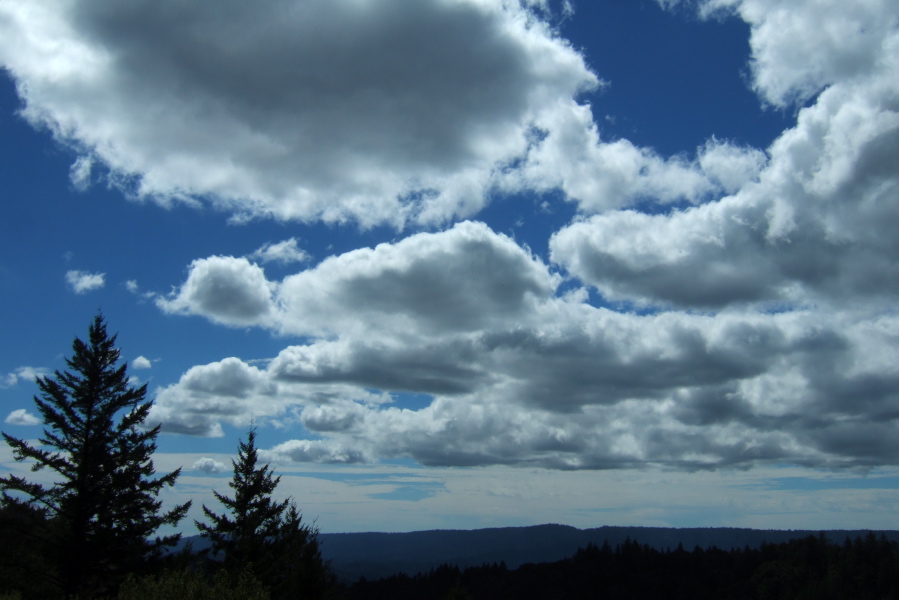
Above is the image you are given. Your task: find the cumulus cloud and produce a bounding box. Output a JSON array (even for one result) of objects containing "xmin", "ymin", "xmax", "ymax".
[
  {"xmin": 0, "ymin": 366, "xmax": 49, "ymax": 388},
  {"xmin": 65, "ymin": 270, "xmax": 105, "ymax": 294},
  {"xmin": 693, "ymin": 0, "xmax": 899, "ymax": 107},
  {"xmin": 151, "ymin": 217, "xmax": 899, "ymax": 470},
  {"xmin": 499, "ymin": 106, "xmax": 760, "ymax": 213},
  {"xmin": 248, "ymin": 238, "xmax": 309, "ymax": 265},
  {"xmin": 148, "ymin": 357, "xmax": 276, "ymax": 436},
  {"xmin": 192, "ymin": 457, "xmax": 227, "ymax": 474},
  {"xmin": 0, "ymin": 0, "xmax": 603, "ymax": 227},
  {"xmin": 51, "ymin": 0, "xmax": 899, "ymax": 473},
  {"xmin": 264, "ymin": 439, "xmax": 370, "ymax": 465},
  {"xmin": 155, "ymin": 300, "xmax": 899, "ymax": 469},
  {"xmin": 132, "ymin": 356, "xmax": 152, "ymax": 369},
  {"xmin": 159, "ymin": 221, "xmax": 556, "ymax": 338},
  {"xmin": 156, "ymin": 256, "xmax": 275, "ymax": 327},
  {"xmin": 5, "ymin": 409, "xmax": 41, "ymax": 426},
  {"xmin": 0, "ymin": 0, "xmax": 771, "ymax": 228},
  {"xmin": 552, "ymin": 0, "xmax": 899, "ymax": 309}
]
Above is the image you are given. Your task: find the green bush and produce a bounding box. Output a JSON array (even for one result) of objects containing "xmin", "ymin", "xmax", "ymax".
[{"xmin": 117, "ymin": 567, "xmax": 269, "ymax": 600}]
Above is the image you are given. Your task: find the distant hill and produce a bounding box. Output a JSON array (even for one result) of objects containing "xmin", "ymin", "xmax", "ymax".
[{"xmin": 178, "ymin": 523, "xmax": 899, "ymax": 582}]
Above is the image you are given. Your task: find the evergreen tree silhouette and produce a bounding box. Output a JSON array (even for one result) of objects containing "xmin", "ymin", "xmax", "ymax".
[
  {"xmin": 196, "ymin": 426, "xmax": 329, "ymax": 599},
  {"xmin": 0, "ymin": 314, "xmax": 191, "ymax": 598}
]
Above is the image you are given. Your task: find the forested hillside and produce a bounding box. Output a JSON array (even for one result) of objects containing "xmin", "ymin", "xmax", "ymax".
[{"xmin": 347, "ymin": 533, "xmax": 899, "ymax": 600}]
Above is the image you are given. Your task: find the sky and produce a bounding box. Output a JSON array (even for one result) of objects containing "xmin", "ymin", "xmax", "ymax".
[{"xmin": 2, "ymin": 0, "xmax": 899, "ymax": 535}]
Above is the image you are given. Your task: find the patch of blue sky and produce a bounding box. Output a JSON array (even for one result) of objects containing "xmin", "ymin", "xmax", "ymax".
[
  {"xmin": 764, "ymin": 477, "xmax": 899, "ymax": 492},
  {"xmin": 562, "ymin": 0, "xmax": 790, "ymax": 156},
  {"xmin": 389, "ymin": 392, "xmax": 436, "ymax": 411},
  {"xmin": 367, "ymin": 482, "xmax": 447, "ymax": 502},
  {"xmin": 477, "ymin": 189, "xmax": 576, "ymax": 261},
  {"xmin": 286, "ymin": 471, "xmax": 439, "ymax": 486}
]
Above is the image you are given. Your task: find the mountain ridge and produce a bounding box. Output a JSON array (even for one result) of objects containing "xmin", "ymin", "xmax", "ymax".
[
  {"xmin": 319, "ymin": 524, "xmax": 899, "ymax": 580},
  {"xmin": 183, "ymin": 523, "xmax": 899, "ymax": 582}
]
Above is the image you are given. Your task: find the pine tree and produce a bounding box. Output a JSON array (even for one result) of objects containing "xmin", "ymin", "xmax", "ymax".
[
  {"xmin": 0, "ymin": 314, "xmax": 191, "ymax": 598},
  {"xmin": 196, "ymin": 427, "xmax": 329, "ymax": 599}
]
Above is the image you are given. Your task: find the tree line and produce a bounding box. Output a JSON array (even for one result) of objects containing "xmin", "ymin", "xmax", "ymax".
[
  {"xmin": 348, "ymin": 533, "xmax": 899, "ymax": 600},
  {"xmin": 0, "ymin": 315, "xmax": 336, "ymax": 599}
]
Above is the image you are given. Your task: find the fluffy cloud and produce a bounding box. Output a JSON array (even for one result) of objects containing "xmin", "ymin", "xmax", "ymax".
[
  {"xmin": 192, "ymin": 457, "xmax": 227, "ymax": 474},
  {"xmin": 0, "ymin": 0, "xmax": 772, "ymax": 228},
  {"xmin": 159, "ymin": 221, "xmax": 556, "ymax": 336},
  {"xmin": 0, "ymin": 366, "xmax": 49, "ymax": 388},
  {"xmin": 5, "ymin": 409, "xmax": 41, "ymax": 426},
  {"xmin": 65, "ymin": 270, "xmax": 105, "ymax": 294},
  {"xmin": 248, "ymin": 238, "xmax": 309, "ymax": 265},
  {"xmin": 132, "ymin": 356, "xmax": 152, "ymax": 369},
  {"xmin": 0, "ymin": 0, "xmax": 601, "ymax": 227},
  {"xmin": 153, "ymin": 219, "xmax": 899, "ymax": 470},
  {"xmin": 82, "ymin": 0, "xmax": 899, "ymax": 473},
  {"xmin": 695, "ymin": 0, "xmax": 899, "ymax": 107},
  {"xmin": 552, "ymin": 0, "xmax": 899, "ymax": 309},
  {"xmin": 500, "ymin": 105, "xmax": 770, "ymax": 213},
  {"xmin": 149, "ymin": 357, "xmax": 278, "ymax": 436},
  {"xmin": 156, "ymin": 256, "xmax": 275, "ymax": 327}
]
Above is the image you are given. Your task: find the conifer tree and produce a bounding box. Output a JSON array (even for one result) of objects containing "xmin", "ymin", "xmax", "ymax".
[
  {"xmin": 0, "ymin": 314, "xmax": 191, "ymax": 598},
  {"xmin": 196, "ymin": 427, "xmax": 328, "ymax": 599}
]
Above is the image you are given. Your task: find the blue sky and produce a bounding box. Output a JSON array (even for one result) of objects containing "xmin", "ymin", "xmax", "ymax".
[{"xmin": 3, "ymin": 0, "xmax": 899, "ymax": 534}]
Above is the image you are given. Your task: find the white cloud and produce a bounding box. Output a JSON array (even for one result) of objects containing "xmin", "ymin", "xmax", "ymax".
[
  {"xmin": 264, "ymin": 439, "xmax": 370, "ymax": 465},
  {"xmin": 132, "ymin": 356, "xmax": 152, "ymax": 369},
  {"xmin": 29, "ymin": 0, "xmax": 896, "ymax": 474},
  {"xmin": 274, "ymin": 221, "xmax": 558, "ymax": 337},
  {"xmin": 248, "ymin": 238, "xmax": 309, "ymax": 265},
  {"xmin": 148, "ymin": 357, "xmax": 276, "ymax": 437},
  {"xmin": 5, "ymin": 409, "xmax": 41, "ymax": 426},
  {"xmin": 156, "ymin": 256, "xmax": 275, "ymax": 327},
  {"xmin": 0, "ymin": 0, "xmax": 598, "ymax": 227},
  {"xmin": 192, "ymin": 457, "xmax": 227, "ymax": 474},
  {"xmin": 159, "ymin": 221, "xmax": 556, "ymax": 338},
  {"xmin": 1, "ymin": 366, "xmax": 50, "ymax": 388},
  {"xmin": 694, "ymin": 0, "xmax": 899, "ymax": 108},
  {"xmin": 0, "ymin": 0, "xmax": 821, "ymax": 230},
  {"xmin": 150, "ymin": 219, "xmax": 899, "ymax": 470},
  {"xmin": 65, "ymin": 270, "xmax": 105, "ymax": 294},
  {"xmin": 69, "ymin": 155, "xmax": 92, "ymax": 191},
  {"xmin": 552, "ymin": 0, "xmax": 899, "ymax": 309}
]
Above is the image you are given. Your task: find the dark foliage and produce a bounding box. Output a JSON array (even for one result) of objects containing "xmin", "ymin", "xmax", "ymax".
[
  {"xmin": 195, "ymin": 427, "xmax": 336, "ymax": 599},
  {"xmin": 346, "ymin": 533, "xmax": 899, "ymax": 600},
  {"xmin": 116, "ymin": 566, "xmax": 270, "ymax": 600},
  {"xmin": 0, "ymin": 315, "xmax": 191, "ymax": 598}
]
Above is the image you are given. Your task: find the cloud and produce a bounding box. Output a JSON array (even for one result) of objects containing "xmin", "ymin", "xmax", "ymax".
[
  {"xmin": 156, "ymin": 256, "xmax": 275, "ymax": 327},
  {"xmin": 1, "ymin": 366, "xmax": 50, "ymax": 388},
  {"xmin": 151, "ymin": 219, "xmax": 899, "ymax": 470},
  {"xmin": 132, "ymin": 356, "xmax": 152, "ymax": 369},
  {"xmin": 692, "ymin": 0, "xmax": 899, "ymax": 107},
  {"xmin": 5, "ymin": 409, "xmax": 41, "ymax": 426},
  {"xmin": 248, "ymin": 238, "xmax": 309, "ymax": 265},
  {"xmin": 0, "ymin": 0, "xmax": 599, "ymax": 227},
  {"xmin": 65, "ymin": 270, "xmax": 105, "ymax": 294},
  {"xmin": 148, "ymin": 357, "xmax": 278, "ymax": 437},
  {"xmin": 264, "ymin": 439, "xmax": 370, "ymax": 465},
  {"xmin": 552, "ymin": 0, "xmax": 899, "ymax": 309},
  {"xmin": 498, "ymin": 108, "xmax": 753, "ymax": 214},
  {"xmin": 44, "ymin": 0, "xmax": 897, "ymax": 473},
  {"xmin": 0, "ymin": 0, "xmax": 763, "ymax": 229},
  {"xmin": 160, "ymin": 221, "xmax": 556, "ymax": 337},
  {"xmin": 192, "ymin": 457, "xmax": 227, "ymax": 474}
]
